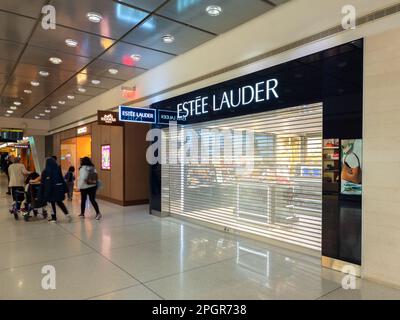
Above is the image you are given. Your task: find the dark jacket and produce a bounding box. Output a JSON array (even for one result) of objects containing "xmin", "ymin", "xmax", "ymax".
[{"xmin": 40, "ymin": 168, "xmax": 67, "ymax": 202}]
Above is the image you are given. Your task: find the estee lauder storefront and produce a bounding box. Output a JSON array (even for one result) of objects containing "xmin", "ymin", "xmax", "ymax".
[{"xmin": 150, "ymin": 40, "xmax": 363, "ymax": 272}]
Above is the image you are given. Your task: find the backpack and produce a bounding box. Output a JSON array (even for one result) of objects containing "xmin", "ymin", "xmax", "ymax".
[{"xmin": 85, "ymin": 167, "xmax": 98, "ymax": 185}]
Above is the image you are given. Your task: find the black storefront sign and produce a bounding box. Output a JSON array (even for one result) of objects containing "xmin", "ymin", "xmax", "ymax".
[{"xmin": 98, "ymin": 111, "xmax": 123, "ymax": 126}]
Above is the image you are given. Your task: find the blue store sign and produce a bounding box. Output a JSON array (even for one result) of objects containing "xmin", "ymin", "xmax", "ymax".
[{"xmin": 119, "ymin": 106, "xmax": 156, "ymax": 124}]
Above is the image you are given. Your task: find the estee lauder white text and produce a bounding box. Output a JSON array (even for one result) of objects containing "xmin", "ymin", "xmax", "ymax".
[{"xmin": 177, "ymin": 78, "xmax": 279, "ymax": 119}]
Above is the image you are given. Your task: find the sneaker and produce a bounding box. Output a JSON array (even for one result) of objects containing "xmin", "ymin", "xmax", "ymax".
[
  {"xmin": 78, "ymin": 214, "xmax": 85, "ymax": 218},
  {"xmin": 48, "ymin": 215, "xmax": 57, "ymax": 223},
  {"xmin": 95, "ymin": 213, "xmax": 102, "ymax": 220}
]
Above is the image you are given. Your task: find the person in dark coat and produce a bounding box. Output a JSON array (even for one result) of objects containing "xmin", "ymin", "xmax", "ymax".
[{"xmin": 40, "ymin": 157, "xmax": 71, "ymax": 223}]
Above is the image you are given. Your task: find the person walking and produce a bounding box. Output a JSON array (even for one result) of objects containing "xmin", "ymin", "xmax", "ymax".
[
  {"xmin": 40, "ymin": 157, "xmax": 71, "ymax": 223},
  {"xmin": 4, "ymin": 155, "xmax": 13, "ymax": 195},
  {"xmin": 64, "ymin": 166, "xmax": 75, "ymax": 201},
  {"xmin": 8, "ymin": 157, "xmax": 30, "ymax": 218},
  {"xmin": 78, "ymin": 157, "xmax": 101, "ymax": 220}
]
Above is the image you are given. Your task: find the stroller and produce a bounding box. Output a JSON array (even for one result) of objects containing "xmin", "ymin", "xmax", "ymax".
[
  {"xmin": 19, "ymin": 172, "xmax": 48, "ymax": 221},
  {"xmin": 21, "ymin": 183, "xmax": 48, "ymax": 221}
]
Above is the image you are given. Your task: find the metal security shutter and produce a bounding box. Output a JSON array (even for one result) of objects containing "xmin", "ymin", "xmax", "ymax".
[{"xmin": 162, "ymin": 103, "xmax": 322, "ymax": 251}]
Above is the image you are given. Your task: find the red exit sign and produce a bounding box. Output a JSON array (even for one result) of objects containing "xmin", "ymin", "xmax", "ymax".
[{"xmin": 121, "ymin": 86, "xmax": 136, "ymax": 99}]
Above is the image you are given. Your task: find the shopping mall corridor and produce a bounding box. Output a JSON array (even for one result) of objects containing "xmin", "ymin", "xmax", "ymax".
[{"xmin": 0, "ymin": 174, "xmax": 399, "ymax": 300}]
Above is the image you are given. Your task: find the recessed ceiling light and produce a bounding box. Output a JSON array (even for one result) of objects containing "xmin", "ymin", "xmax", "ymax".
[
  {"xmin": 78, "ymin": 87, "xmax": 86, "ymax": 93},
  {"xmin": 13, "ymin": 101, "xmax": 21, "ymax": 106},
  {"xmin": 39, "ymin": 113, "xmax": 45, "ymax": 117},
  {"xmin": 206, "ymin": 5, "xmax": 223, "ymax": 17},
  {"xmin": 67, "ymin": 95, "xmax": 75, "ymax": 100},
  {"xmin": 49, "ymin": 57, "xmax": 62, "ymax": 65},
  {"xmin": 162, "ymin": 34, "xmax": 175, "ymax": 44},
  {"xmin": 24, "ymin": 89, "xmax": 32, "ymax": 94},
  {"xmin": 10, "ymin": 106, "xmax": 17, "ymax": 110},
  {"xmin": 34, "ymin": 116, "xmax": 40, "ymax": 119},
  {"xmin": 87, "ymin": 12, "xmax": 103, "ymax": 23},
  {"xmin": 65, "ymin": 39, "xmax": 78, "ymax": 47},
  {"xmin": 51, "ymin": 105, "xmax": 58, "ymax": 109},
  {"xmin": 31, "ymin": 81, "xmax": 40, "ymax": 87},
  {"xmin": 91, "ymin": 79, "xmax": 101, "ymax": 85},
  {"xmin": 7, "ymin": 110, "xmax": 13, "ymax": 114},
  {"xmin": 45, "ymin": 109, "xmax": 51, "ymax": 113},
  {"xmin": 58, "ymin": 100, "xmax": 66, "ymax": 105},
  {"xmin": 39, "ymin": 71, "xmax": 49, "ymax": 77},
  {"xmin": 108, "ymin": 68, "xmax": 118, "ymax": 75},
  {"xmin": 131, "ymin": 54, "xmax": 141, "ymax": 61}
]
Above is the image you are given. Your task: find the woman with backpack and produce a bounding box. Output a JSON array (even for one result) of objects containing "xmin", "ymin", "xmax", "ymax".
[
  {"xmin": 78, "ymin": 157, "xmax": 102, "ymax": 220},
  {"xmin": 40, "ymin": 157, "xmax": 71, "ymax": 223},
  {"xmin": 64, "ymin": 166, "xmax": 75, "ymax": 201}
]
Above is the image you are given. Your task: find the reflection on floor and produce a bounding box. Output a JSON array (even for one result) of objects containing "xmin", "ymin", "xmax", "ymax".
[{"xmin": 0, "ymin": 174, "xmax": 399, "ymax": 300}]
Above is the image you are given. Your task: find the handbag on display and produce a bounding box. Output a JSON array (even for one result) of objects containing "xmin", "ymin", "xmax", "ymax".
[{"xmin": 341, "ymin": 153, "xmax": 362, "ymax": 184}]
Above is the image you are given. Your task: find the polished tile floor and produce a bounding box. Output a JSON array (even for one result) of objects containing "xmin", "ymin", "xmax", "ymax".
[{"xmin": 1, "ymin": 175, "xmax": 400, "ymax": 300}]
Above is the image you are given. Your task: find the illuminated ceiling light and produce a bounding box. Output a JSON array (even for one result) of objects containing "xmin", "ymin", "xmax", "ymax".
[
  {"xmin": 91, "ymin": 79, "xmax": 101, "ymax": 85},
  {"xmin": 49, "ymin": 57, "xmax": 62, "ymax": 65},
  {"xmin": 77, "ymin": 73, "xmax": 87, "ymax": 85},
  {"xmin": 206, "ymin": 5, "xmax": 223, "ymax": 17},
  {"xmin": 65, "ymin": 39, "xmax": 78, "ymax": 47},
  {"xmin": 39, "ymin": 71, "xmax": 49, "ymax": 77},
  {"xmin": 39, "ymin": 113, "xmax": 45, "ymax": 116},
  {"xmin": 162, "ymin": 34, "xmax": 175, "ymax": 43},
  {"xmin": 10, "ymin": 106, "xmax": 17, "ymax": 110},
  {"xmin": 108, "ymin": 68, "xmax": 118, "ymax": 75},
  {"xmin": 78, "ymin": 87, "xmax": 86, "ymax": 93},
  {"xmin": 51, "ymin": 105, "xmax": 58, "ymax": 109},
  {"xmin": 31, "ymin": 81, "xmax": 40, "ymax": 87},
  {"xmin": 87, "ymin": 12, "xmax": 103, "ymax": 23},
  {"xmin": 58, "ymin": 100, "xmax": 66, "ymax": 105},
  {"xmin": 34, "ymin": 116, "xmax": 40, "ymax": 119},
  {"xmin": 45, "ymin": 109, "xmax": 51, "ymax": 113},
  {"xmin": 13, "ymin": 101, "xmax": 22, "ymax": 106},
  {"xmin": 130, "ymin": 54, "xmax": 141, "ymax": 61},
  {"xmin": 7, "ymin": 110, "xmax": 13, "ymax": 114},
  {"xmin": 101, "ymin": 38, "xmax": 113, "ymax": 50},
  {"xmin": 24, "ymin": 89, "xmax": 32, "ymax": 94},
  {"xmin": 67, "ymin": 95, "xmax": 75, "ymax": 100}
]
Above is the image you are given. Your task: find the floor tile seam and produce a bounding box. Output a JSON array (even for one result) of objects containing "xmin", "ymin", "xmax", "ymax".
[
  {"xmin": 0, "ymin": 229, "xmax": 70, "ymax": 245},
  {"xmin": 57, "ymin": 223, "xmax": 166, "ymax": 300},
  {"xmin": 142, "ymin": 254, "xmax": 244, "ymax": 285},
  {"xmin": 84, "ymin": 283, "xmax": 153, "ymax": 300},
  {"xmin": 67, "ymin": 218, "xmax": 167, "ymax": 234},
  {"xmin": 0, "ymin": 251, "xmax": 97, "ymax": 273}
]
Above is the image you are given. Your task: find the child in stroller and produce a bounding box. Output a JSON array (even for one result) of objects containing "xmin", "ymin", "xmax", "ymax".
[{"xmin": 20, "ymin": 172, "xmax": 48, "ymax": 221}]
